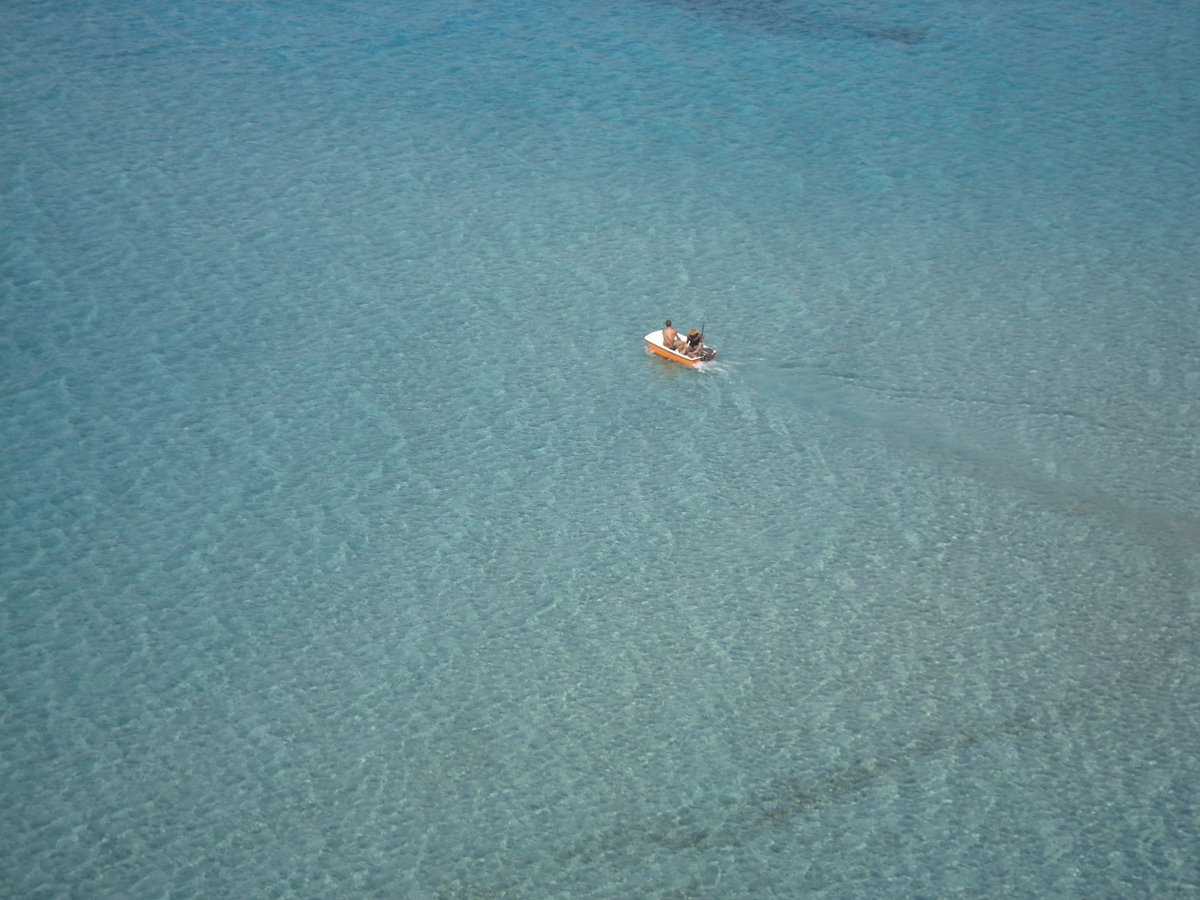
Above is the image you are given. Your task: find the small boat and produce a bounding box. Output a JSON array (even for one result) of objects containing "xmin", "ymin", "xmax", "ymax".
[{"xmin": 644, "ymin": 329, "xmax": 716, "ymax": 366}]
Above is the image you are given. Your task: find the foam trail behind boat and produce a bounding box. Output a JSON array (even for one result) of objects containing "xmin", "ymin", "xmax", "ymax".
[{"xmin": 740, "ymin": 361, "xmax": 1200, "ymax": 569}]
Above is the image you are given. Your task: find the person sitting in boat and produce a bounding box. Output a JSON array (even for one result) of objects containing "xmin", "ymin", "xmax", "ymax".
[
  {"xmin": 684, "ymin": 327, "xmax": 704, "ymax": 357},
  {"xmin": 662, "ymin": 319, "xmax": 683, "ymax": 350}
]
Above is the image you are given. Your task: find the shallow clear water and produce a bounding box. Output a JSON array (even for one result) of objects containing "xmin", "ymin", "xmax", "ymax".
[{"xmin": 2, "ymin": 0, "xmax": 1198, "ymax": 897}]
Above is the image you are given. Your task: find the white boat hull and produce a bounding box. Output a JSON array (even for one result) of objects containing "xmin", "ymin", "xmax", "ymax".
[{"xmin": 644, "ymin": 329, "xmax": 715, "ymax": 366}]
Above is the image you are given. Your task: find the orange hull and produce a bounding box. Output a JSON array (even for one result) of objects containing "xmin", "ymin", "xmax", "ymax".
[{"xmin": 644, "ymin": 330, "xmax": 715, "ymax": 366}]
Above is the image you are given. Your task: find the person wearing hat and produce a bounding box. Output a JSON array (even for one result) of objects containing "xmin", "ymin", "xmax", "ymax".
[
  {"xmin": 684, "ymin": 327, "xmax": 704, "ymax": 357},
  {"xmin": 662, "ymin": 319, "xmax": 684, "ymax": 351}
]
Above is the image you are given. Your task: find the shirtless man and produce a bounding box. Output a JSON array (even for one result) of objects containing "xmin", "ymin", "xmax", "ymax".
[{"xmin": 661, "ymin": 319, "xmax": 684, "ymax": 350}]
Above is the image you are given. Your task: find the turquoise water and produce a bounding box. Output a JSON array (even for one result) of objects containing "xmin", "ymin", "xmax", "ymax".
[{"xmin": 3, "ymin": 0, "xmax": 1198, "ymax": 896}]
